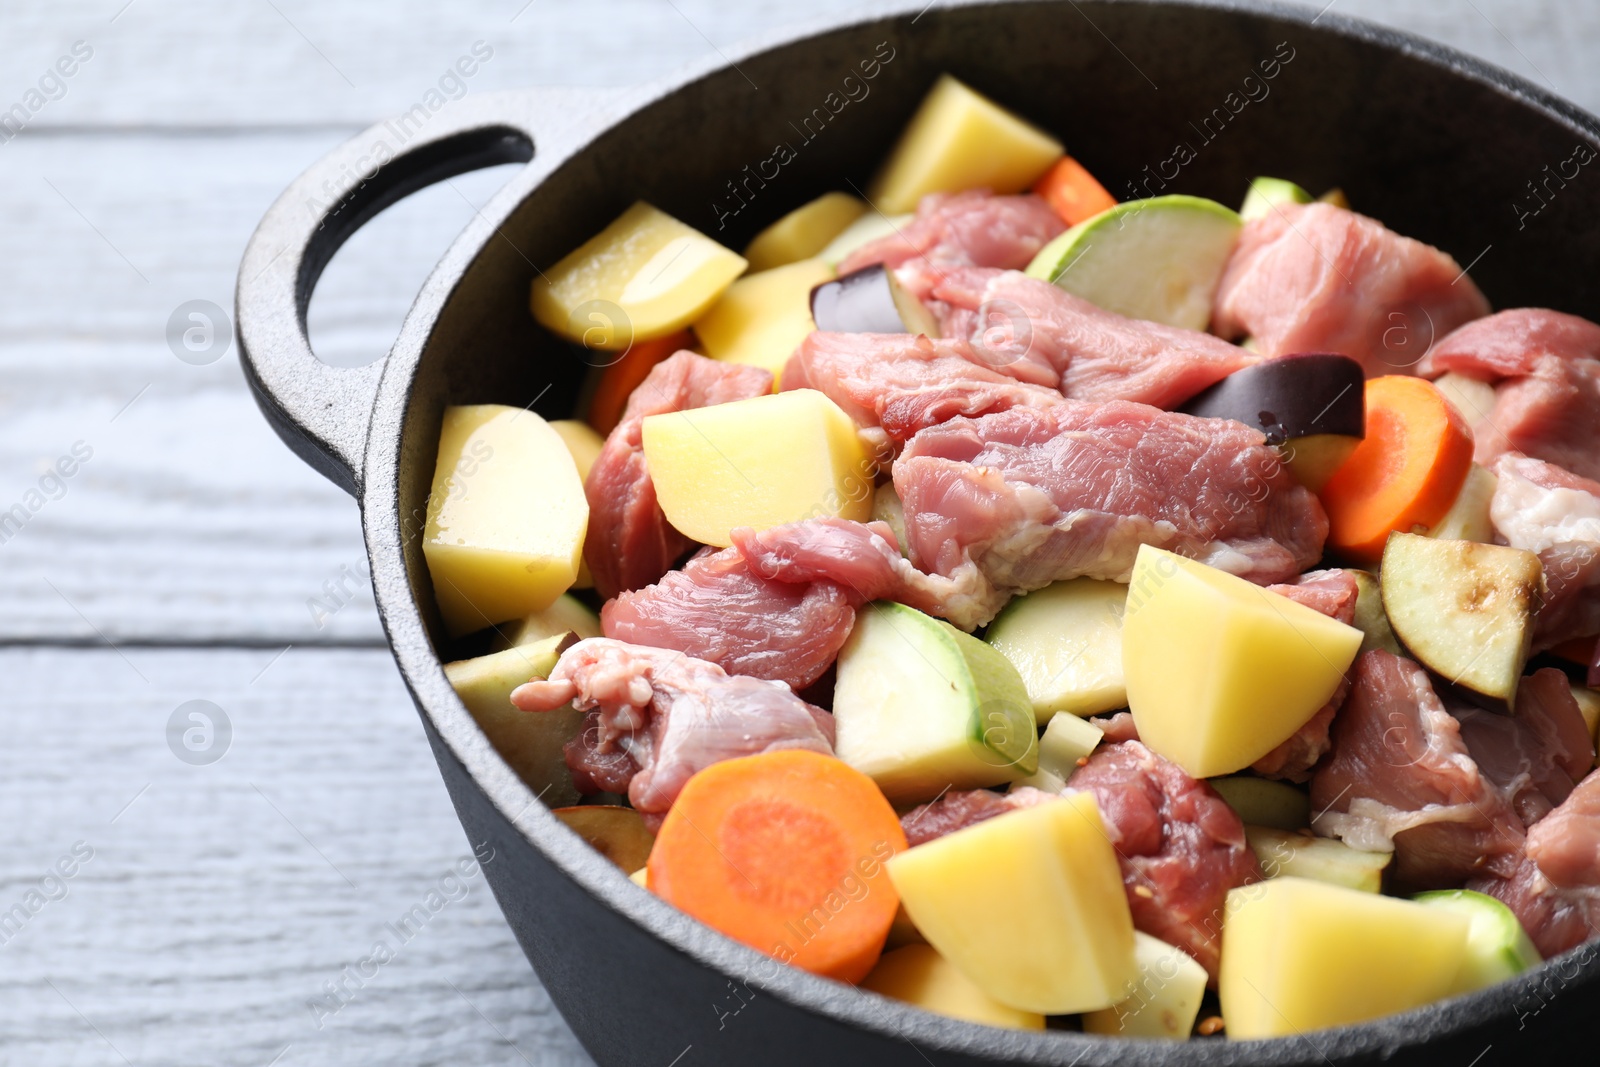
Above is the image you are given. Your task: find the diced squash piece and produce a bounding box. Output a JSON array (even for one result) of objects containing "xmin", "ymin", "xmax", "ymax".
[
  {"xmin": 552, "ymin": 806, "xmax": 656, "ymax": 872},
  {"xmin": 444, "ymin": 632, "xmax": 583, "ymax": 806},
  {"xmin": 887, "ymin": 793, "xmax": 1137, "ymax": 1015},
  {"xmin": 861, "ymin": 944, "xmax": 1045, "ymax": 1030},
  {"xmin": 868, "ymin": 75, "xmax": 1063, "ymax": 214},
  {"xmin": 818, "ymin": 211, "xmax": 913, "ymax": 268},
  {"xmin": 1434, "ymin": 371, "xmax": 1498, "ymax": 433},
  {"xmin": 743, "ymin": 193, "xmax": 868, "ymax": 271},
  {"xmin": 1122, "ymin": 546, "xmax": 1362, "ymax": 778},
  {"xmin": 1413, "ymin": 889, "xmax": 1542, "ymax": 994},
  {"xmin": 424, "ymin": 405, "xmax": 589, "ymax": 636},
  {"xmin": 872, "ymin": 483, "xmax": 909, "ymax": 556},
  {"xmin": 488, "ymin": 593, "xmax": 601, "ymax": 652},
  {"xmin": 1245, "ymin": 826, "xmax": 1391, "ymax": 892},
  {"xmin": 1010, "ymin": 712, "xmax": 1103, "ymax": 794},
  {"xmin": 1346, "ymin": 569, "xmax": 1405, "ymax": 658},
  {"xmin": 1209, "ymin": 777, "xmax": 1310, "ymax": 831},
  {"xmin": 834, "ymin": 602, "xmax": 1038, "ymax": 804},
  {"xmin": 1082, "ymin": 932, "xmax": 1207, "ymax": 1040},
  {"xmin": 1427, "ymin": 464, "xmax": 1498, "ymax": 543},
  {"xmin": 628, "ymin": 867, "xmax": 649, "ymax": 887},
  {"xmin": 986, "ymin": 578, "xmax": 1127, "ymax": 720},
  {"xmin": 1219, "ymin": 877, "xmax": 1470, "ymax": 1039},
  {"xmin": 530, "ymin": 202, "xmax": 747, "ymax": 349},
  {"xmin": 1380, "ymin": 532, "xmax": 1541, "ymax": 708},
  {"xmin": 693, "ymin": 258, "xmax": 833, "ymax": 380},
  {"xmin": 642, "ymin": 389, "xmax": 873, "ymax": 547}
]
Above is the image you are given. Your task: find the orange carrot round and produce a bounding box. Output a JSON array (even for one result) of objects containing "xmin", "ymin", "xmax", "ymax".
[
  {"xmin": 1319, "ymin": 375, "xmax": 1474, "ymax": 562},
  {"xmin": 585, "ymin": 329, "xmax": 694, "ymax": 435},
  {"xmin": 1031, "ymin": 155, "xmax": 1117, "ymax": 225},
  {"xmin": 647, "ymin": 750, "xmax": 907, "ymax": 984}
]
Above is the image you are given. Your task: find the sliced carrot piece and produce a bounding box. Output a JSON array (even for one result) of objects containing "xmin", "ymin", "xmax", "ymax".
[
  {"xmin": 1031, "ymin": 155, "xmax": 1117, "ymax": 225},
  {"xmin": 585, "ymin": 329, "xmax": 694, "ymax": 436},
  {"xmin": 647, "ymin": 750, "xmax": 907, "ymax": 984},
  {"xmin": 1319, "ymin": 375, "xmax": 1474, "ymax": 563}
]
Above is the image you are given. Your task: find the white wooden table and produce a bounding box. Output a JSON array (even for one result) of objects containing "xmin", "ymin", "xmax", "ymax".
[{"xmin": 1, "ymin": 2, "xmax": 1594, "ymax": 1064}]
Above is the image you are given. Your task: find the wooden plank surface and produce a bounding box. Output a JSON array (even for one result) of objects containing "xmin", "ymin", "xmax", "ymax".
[{"xmin": 2, "ymin": 2, "xmax": 1596, "ymax": 1065}]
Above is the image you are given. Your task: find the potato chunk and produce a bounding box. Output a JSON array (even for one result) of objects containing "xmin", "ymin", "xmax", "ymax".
[
  {"xmin": 1122, "ymin": 546, "xmax": 1362, "ymax": 778},
  {"xmin": 1082, "ymin": 932, "xmax": 1207, "ymax": 1040},
  {"xmin": 861, "ymin": 944, "xmax": 1044, "ymax": 1030},
  {"xmin": 641, "ymin": 389, "xmax": 873, "ymax": 546},
  {"xmin": 1219, "ymin": 877, "xmax": 1470, "ymax": 1039},
  {"xmin": 423, "ymin": 405, "xmax": 588, "ymax": 636},
  {"xmin": 743, "ymin": 192, "xmax": 867, "ymax": 271},
  {"xmin": 693, "ymin": 258, "xmax": 833, "ymax": 380},
  {"xmin": 530, "ymin": 202, "xmax": 746, "ymax": 349},
  {"xmin": 868, "ymin": 75, "xmax": 1062, "ymax": 214},
  {"xmin": 886, "ymin": 792, "xmax": 1136, "ymax": 1015}
]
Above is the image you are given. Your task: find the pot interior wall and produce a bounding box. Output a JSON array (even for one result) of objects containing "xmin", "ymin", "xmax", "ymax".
[{"xmin": 395, "ymin": 0, "xmax": 1600, "ymax": 713}]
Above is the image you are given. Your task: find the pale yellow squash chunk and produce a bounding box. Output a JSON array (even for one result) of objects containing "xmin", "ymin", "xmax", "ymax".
[
  {"xmin": 1245, "ymin": 826, "xmax": 1391, "ymax": 893},
  {"xmin": 986, "ymin": 578, "xmax": 1128, "ymax": 720},
  {"xmin": 642, "ymin": 389, "xmax": 872, "ymax": 547},
  {"xmin": 693, "ymin": 258, "xmax": 833, "ymax": 381},
  {"xmin": 444, "ymin": 633, "xmax": 583, "ymax": 807},
  {"xmin": 1427, "ymin": 463, "xmax": 1498, "ymax": 543},
  {"xmin": 1219, "ymin": 877, "xmax": 1470, "ymax": 1039},
  {"xmin": 1082, "ymin": 932, "xmax": 1208, "ymax": 1040},
  {"xmin": 1010, "ymin": 711, "xmax": 1102, "ymax": 794},
  {"xmin": 868, "ymin": 75, "xmax": 1062, "ymax": 214},
  {"xmin": 547, "ymin": 419, "xmax": 606, "ymax": 589},
  {"xmin": 488, "ymin": 593, "xmax": 601, "ymax": 652},
  {"xmin": 887, "ymin": 792, "xmax": 1136, "ymax": 1015},
  {"xmin": 424, "ymin": 406, "xmax": 589, "ymax": 636},
  {"xmin": 1572, "ymin": 685, "xmax": 1600, "ymax": 750},
  {"xmin": 1122, "ymin": 546, "xmax": 1362, "ymax": 778},
  {"xmin": 861, "ymin": 944, "xmax": 1044, "ymax": 1030},
  {"xmin": 743, "ymin": 192, "xmax": 867, "ymax": 271},
  {"xmin": 628, "ymin": 867, "xmax": 649, "ymax": 888},
  {"xmin": 818, "ymin": 211, "xmax": 914, "ymax": 268},
  {"xmin": 530, "ymin": 202, "xmax": 747, "ymax": 349}
]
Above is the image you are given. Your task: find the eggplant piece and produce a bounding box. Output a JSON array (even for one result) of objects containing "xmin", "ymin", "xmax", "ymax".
[
  {"xmin": 1179, "ymin": 353, "xmax": 1365, "ymax": 491},
  {"xmin": 809, "ymin": 263, "xmax": 940, "ymax": 337}
]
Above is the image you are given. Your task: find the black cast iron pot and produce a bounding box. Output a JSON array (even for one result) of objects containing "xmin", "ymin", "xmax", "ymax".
[{"xmin": 236, "ymin": 1, "xmax": 1600, "ymax": 1062}]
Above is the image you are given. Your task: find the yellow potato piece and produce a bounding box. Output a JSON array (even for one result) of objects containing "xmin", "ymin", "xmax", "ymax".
[
  {"xmin": 743, "ymin": 193, "xmax": 867, "ymax": 271},
  {"xmin": 887, "ymin": 792, "xmax": 1136, "ymax": 1015},
  {"xmin": 1082, "ymin": 932, "xmax": 1207, "ymax": 1040},
  {"xmin": 1219, "ymin": 877, "xmax": 1470, "ymax": 1039},
  {"xmin": 444, "ymin": 633, "xmax": 583, "ymax": 807},
  {"xmin": 530, "ymin": 202, "xmax": 747, "ymax": 350},
  {"xmin": 1122, "ymin": 546, "xmax": 1362, "ymax": 778},
  {"xmin": 868, "ymin": 75, "xmax": 1063, "ymax": 214},
  {"xmin": 423, "ymin": 405, "xmax": 588, "ymax": 636},
  {"xmin": 861, "ymin": 944, "xmax": 1044, "ymax": 1030},
  {"xmin": 548, "ymin": 419, "xmax": 605, "ymax": 588},
  {"xmin": 693, "ymin": 258, "xmax": 833, "ymax": 381},
  {"xmin": 641, "ymin": 389, "xmax": 873, "ymax": 547},
  {"xmin": 628, "ymin": 867, "xmax": 649, "ymax": 888}
]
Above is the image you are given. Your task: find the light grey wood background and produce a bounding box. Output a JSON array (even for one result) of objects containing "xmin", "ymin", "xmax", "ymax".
[{"xmin": 1, "ymin": 2, "xmax": 1594, "ymax": 1065}]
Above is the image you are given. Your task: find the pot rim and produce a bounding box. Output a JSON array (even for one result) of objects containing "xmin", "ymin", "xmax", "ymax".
[{"xmin": 356, "ymin": 2, "xmax": 1600, "ymax": 1061}]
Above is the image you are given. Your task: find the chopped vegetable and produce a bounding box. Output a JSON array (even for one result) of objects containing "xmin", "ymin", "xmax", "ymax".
[
  {"xmin": 531, "ymin": 202, "xmax": 747, "ymax": 350},
  {"xmin": 861, "ymin": 944, "xmax": 1045, "ymax": 1030},
  {"xmin": 1571, "ymin": 684, "xmax": 1600, "ymax": 747},
  {"xmin": 1025, "ymin": 195, "xmax": 1242, "ymax": 331},
  {"xmin": 1081, "ymin": 932, "xmax": 1207, "ymax": 1040},
  {"xmin": 1209, "ymin": 777, "xmax": 1310, "ymax": 831},
  {"xmin": 809, "ymin": 263, "xmax": 940, "ymax": 337},
  {"xmin": 1319, "ymin": 376, "xmax": 1474, "ymax": 562},
  {"xmin": 1219, "ymin": 877, "xmax": 1470, "ymax": 1039},
  {"xmin": 628, "ymin": 867, "xmax": 648, "ymax": 887},
  {"xmin": 444, "ymin": 632, "xmax": 583, "ymax": 805},
  {"xmin": 693, "ymin": 257, "xmax": 832, "ymax": 379},
  {"xmin": 1433, "ymin": 370, "xmax": 1497, "ymax": 432},
  {"xmin": 868, "ymin": 74, "xmax": 1062, "ymax": 214},
  {"xmin": 887, "ymin": 793, "xmax": 1137, "ymax": 1014},
  {"xmin": 1122, "ymin": 546, "xmax": 1362, "ymax": 778},
  {"xmin": 641, "ymin": 388, "xmax": 872, "ymax": 546},
  {"xmin": 817, "ymin": 211, "xmax": 913, "ymax": 268},
  {"xmin": 1345, "ymin": 569, "xmax": 1404, "ymax": 657},
  {"xmin": 423, "ymin": 405, "xmax": 589, "ymax": 636},
  {"xmin": 585, "ymin": 329, "xmax": 693, "ymax": 436},
  {"xmin": 1426, "ymin": 463, "xmax": 1498, "ymax": 542},
  {"xmin": 647, "ymin": 749, "xmax": 906, "ymax": 983},
  {"xmin": 488, "ymin": 593, "xmax": 601, "ymax": 652},
  {"xmin": 552, "ymin": 806, "xmax": 656, "ymax": 872},
  {"xmin": 548, "ymin": 419, "xmax": 607, "ymax": 589},
  {"xmin": 1245, "ymin": 826, "xmax": 1391, "ymax": 892},
  {"xmin": 834, "ymin": 601, "xmax": 1039, "ymax": 804},
  {"xmin": 1238, "ymin": 175, "xmax": 1312, "ymax": 221},
  {"xmin": 1030, "ymin": 154, "xmax": 1117, "ymax": 225},
  {"xmin": 743, "ymin": 192, "xmax": 867, "ymax": 271},
  {"xmin": 1380, "ymin": 531, "xmax": 1541, "ymax": 708},
  {"xmin": 1413, "ymin": 889, "xmax": 1541, "ymax": 994},
  {"xmin": 1011, "ymin": 712, "xmax": 1103, "ymax": 793},
  {"xmin": 871, "ymin": 483, "xmax": 908, "ymax": 555},
  {"xmin": 985, "ymin": 578, "xmax": 1128, "ymax": 720}
]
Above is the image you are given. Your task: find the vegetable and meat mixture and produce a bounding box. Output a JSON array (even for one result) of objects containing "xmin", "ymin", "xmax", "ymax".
[{"xmin": 432, "ymin": 73, "xmax": 1600, "ymax": 1041}]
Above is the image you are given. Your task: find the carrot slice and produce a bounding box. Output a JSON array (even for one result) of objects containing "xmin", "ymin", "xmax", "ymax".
[
  {"xmin": 584, "ymin": 330, "xmax": 694, "ymax": 436},
  {"xmin": 1031, "ymin": 155, "xmax": 1117, "ymax": 225},
  {"xmin": 1319, "ymin": 375, "xmax": 1474, "ymax": 562},
  {"xmin": 647, "ymin": 750, "xmax": 907, "ymax": 983}
]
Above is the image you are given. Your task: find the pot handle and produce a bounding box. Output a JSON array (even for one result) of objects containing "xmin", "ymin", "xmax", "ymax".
[{"xmin": 236, "ymin": 90, "xmax": 560, "ymax": 495}]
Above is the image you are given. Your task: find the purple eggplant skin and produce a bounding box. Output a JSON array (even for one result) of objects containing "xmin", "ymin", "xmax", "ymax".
[
  {"xmin": 810, "ymin": 263, "xmax": 940, "ymax": 336},
  {"xmin": 1179, "ymin": 353, "xmax": 1366, "ymax": 444}
]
